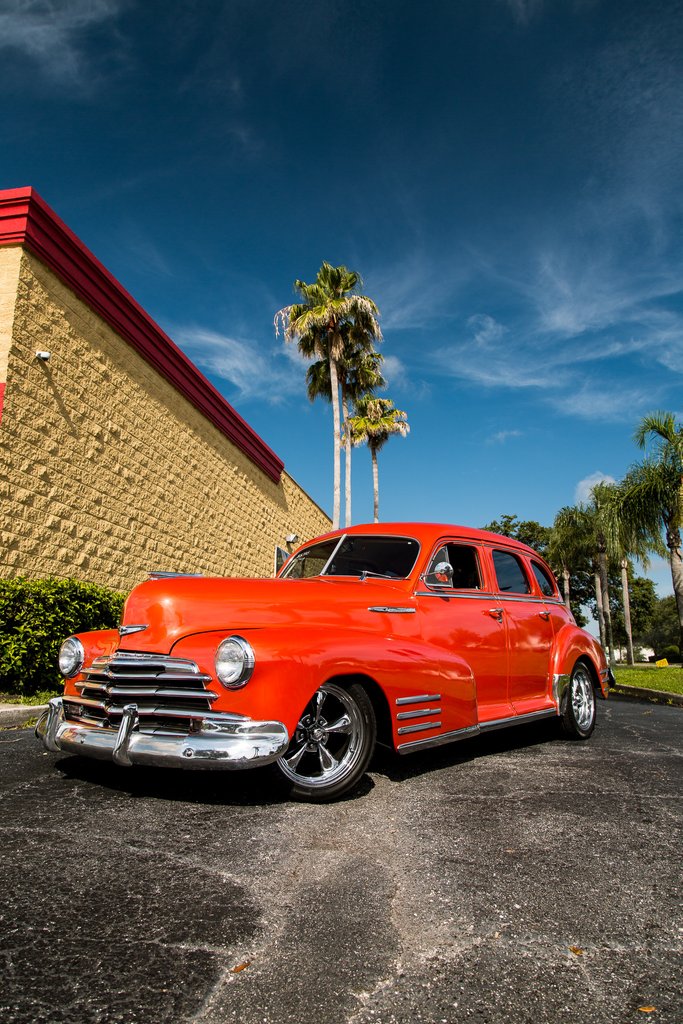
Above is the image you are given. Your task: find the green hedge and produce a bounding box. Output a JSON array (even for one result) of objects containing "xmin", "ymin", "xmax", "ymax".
[{"xmin": 0, "ymin": 578, "xmax": 124, "ymax": 697}]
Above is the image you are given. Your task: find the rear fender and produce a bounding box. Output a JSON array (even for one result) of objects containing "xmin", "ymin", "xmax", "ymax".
[{"xmin": 551, "ymin": 624, "xmax": 610, "ymax": 704}]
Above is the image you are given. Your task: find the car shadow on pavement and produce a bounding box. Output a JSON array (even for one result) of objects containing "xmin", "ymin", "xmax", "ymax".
[
  {"xmin": 52, "ymin": 754, "xmax": 377, "ymax": 805},
  {"xmin": 370, "ymin": 717, "xmax": 562, "ymax": 782},
  {"xmin": 51, "ymin": 719, "xmax": 559, "ymax": 805}
]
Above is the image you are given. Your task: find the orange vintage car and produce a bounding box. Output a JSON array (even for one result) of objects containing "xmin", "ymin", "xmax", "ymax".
[{"xmin": 37, "ymin": 523, "xmax": 611, "ymax": 801}]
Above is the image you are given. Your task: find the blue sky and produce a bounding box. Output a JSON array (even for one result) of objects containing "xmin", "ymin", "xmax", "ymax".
[{"xmin": 2, "ymin": 0, "xmax": 682, "ymax": 595}]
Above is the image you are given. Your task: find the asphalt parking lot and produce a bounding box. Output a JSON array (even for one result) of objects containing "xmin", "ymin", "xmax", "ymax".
[{"xmin": 1, "ymin": 697, "xmax": 681, "ymax": 1024}]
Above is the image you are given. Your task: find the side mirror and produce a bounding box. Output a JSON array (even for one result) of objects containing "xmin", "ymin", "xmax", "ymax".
[{"xmin": 423, "ymin": 561, "xmax": 454, "ymax": 587}]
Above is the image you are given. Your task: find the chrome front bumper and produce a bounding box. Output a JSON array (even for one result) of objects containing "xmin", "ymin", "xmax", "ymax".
[{"xmin": 36, "ymin": 697, "xmax": 289, "ymax": 770}]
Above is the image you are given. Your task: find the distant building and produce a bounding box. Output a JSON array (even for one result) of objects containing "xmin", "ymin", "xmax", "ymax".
[{"xmin": 0, "ymin": 187, "xmax": 329, "ymax": 590}]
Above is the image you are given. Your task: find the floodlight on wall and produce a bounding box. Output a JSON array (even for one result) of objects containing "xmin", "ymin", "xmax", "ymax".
[
  {"xmin": 35, "ymin": 351, "xmax": 51, "ymax": 361},
  {"xmin": 285, "ymin": 533, "xmax": 298, "ymax": 544}
]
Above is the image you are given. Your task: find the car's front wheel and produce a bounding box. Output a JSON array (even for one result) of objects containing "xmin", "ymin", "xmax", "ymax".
[
  {"xmin": 561, "ymin": 661, "xmax": 596, "ymax": 739},
  {"xmin": 275, "ymin": 681, "xmax": 376, "ymax": 802}
]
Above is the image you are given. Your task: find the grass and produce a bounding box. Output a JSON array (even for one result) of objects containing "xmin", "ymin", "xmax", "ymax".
[
  {"xmin": 612, "ymin": 665, "xmax": 683, "ymax": 696},
  {"xmin": 0, "ymin": 689, "xmax": 60, "ymax": 705}
]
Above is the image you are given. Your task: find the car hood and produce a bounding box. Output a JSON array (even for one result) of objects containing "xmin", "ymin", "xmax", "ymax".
[{"xmin": 119, "ymin": 575, "xmax": 413, "ymax": 653}]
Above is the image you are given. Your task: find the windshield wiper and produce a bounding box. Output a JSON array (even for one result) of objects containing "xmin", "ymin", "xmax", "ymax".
[{"xmin": 358, "ymin": 570, "xmax": 396, "ymax": 581}]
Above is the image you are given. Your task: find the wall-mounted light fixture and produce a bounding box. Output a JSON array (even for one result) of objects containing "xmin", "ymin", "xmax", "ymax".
[
  {"xmin": 285, "ymin": 533, "xmax": 298, "ymax": 545},
  {"xmin": 35, "ymin": 351, "xmax": 51, "ymax": 361}
]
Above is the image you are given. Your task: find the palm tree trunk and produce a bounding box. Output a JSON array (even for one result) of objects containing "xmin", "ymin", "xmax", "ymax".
[
  {"xmin": 620, "ymin": 557, "xmax": 634, "ymax": 665},
  {"xmin": 594, "ymin": 567, "xmax": 606, "ymax": 648},
  {"xmin": 665, "ymin": 525, "xmax": 683, "ymax": 656},
  {"xmin": 371, "ymin": 446, "xmax": 379, "ymax": 523},
  {"xmin": 598, "ymin": 548, "xmax": 615, "ymax": 664},
  {"xmin": 341, "ymin": 383, "xmax": 351, "ymax": 528},
  {"xmin": 329, "ymin": 356, "xmax": 341, "ymax": 529},
  {"xmin": 562, "ymin": 566, "xmax": 571, "ymax": 610}
]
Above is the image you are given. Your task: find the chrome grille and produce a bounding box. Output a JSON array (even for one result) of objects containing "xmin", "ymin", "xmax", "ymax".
[{"xmin": 64, "ymin": 652, "xmax": 216, "ymax": 732}]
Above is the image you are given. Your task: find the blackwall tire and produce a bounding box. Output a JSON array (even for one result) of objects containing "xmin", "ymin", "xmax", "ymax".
[
  {"xmin": 561, "ymin": 661, "xmax": 596, "ymax": 740},
  {"xmin": 275, "ymin": 681, "xmax": 376, "ymax": 802}
]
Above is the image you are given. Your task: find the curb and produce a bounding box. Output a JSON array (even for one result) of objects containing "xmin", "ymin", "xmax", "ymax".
[
  {"xmin": 610, "ymin": 684, "xmax": 683, "ymax": 707},
  {"xmin": 0, "ymin": 704, "xmax": 48, "ymax": 729}
]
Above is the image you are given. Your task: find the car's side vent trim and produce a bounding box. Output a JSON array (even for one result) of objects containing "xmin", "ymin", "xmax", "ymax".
[
  {"xmin": 395, "ymin": 693, "xmax": 441, "ymax": 705},
  {"xmin": 396, "ymin": 707, "xmax": 441, "ymax": 721},
  {"xmin": 397, "ymin": 721, "xmax": 442, "ymax": 736}
]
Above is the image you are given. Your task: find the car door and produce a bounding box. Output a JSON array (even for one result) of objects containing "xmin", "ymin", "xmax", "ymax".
[
  {"xmin": 416, "ymin": 540, "xmax": 514, "ymax": 725},
  {"xmin": 489, "ymin": 547, "xmax": 555, "ymax": 713}
]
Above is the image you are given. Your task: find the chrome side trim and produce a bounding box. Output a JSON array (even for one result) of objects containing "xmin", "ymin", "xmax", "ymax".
[
  {"xmin": 396, "ymin": 706, "xmax": 559, "ymax": 755},
  {"xmin": 397, "ymin": 720, "xmax": 442, "ymax": 736},
  {"xmin": 396, "ymin": 707, "xmax": 441, "ymax": 720},
  {"xmin": 368, "ymin": 606, "xmax": 416, "ymax": 614},
  {"xmin": 414, "ymin": 592, "xmax": 561, "ymax": 606},
  {"xmin": 398, "ymin": 724, "xmax": 480, "ymax": 753},
  {"xmin": 396, "ymin": 693, "xmax": 441, "ymax": 705},
  {"xmin": 478, "ymin": 708, "xmax": 558, "ymax": 733}
]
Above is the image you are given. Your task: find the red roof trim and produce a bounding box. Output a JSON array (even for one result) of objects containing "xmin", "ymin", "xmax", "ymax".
[{"xmin": 0, "ymin": 187, "xmax": 284, "ymax": 482}]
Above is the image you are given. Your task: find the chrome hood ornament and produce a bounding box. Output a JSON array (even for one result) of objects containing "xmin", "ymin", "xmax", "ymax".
[{"xmin": 118, "ymin": 624, "xmax": 148, "ymax": 638}]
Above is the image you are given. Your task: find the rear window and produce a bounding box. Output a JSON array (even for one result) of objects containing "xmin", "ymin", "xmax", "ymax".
[
  {"xmin": 531, "ymin": 561, "xmax": 557, "ymax": 597},
  {"xmin": 492, "ymin": 550, "xmax": 531, "ymax": 594}
]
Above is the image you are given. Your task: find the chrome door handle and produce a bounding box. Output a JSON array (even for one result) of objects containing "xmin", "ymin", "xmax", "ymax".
[
  {"xmin": 539, "ymin": 610, "xmax": 550, "ymax": 620},
  {"xmin": 488, "ymin": 607, "xmax": 504, "ymax": 621}
]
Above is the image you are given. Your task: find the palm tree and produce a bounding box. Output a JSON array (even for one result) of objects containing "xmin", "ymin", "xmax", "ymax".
[
  {"xmin": 551, "ymin": 504, "xmax": 605, "ymax": 636},
  {"xmin": 275, "ymin": 263, "xmax": 381, "ymax": 529},
  {"xmin": 611, "ymin": 412, "xmax": 683, "ymax": 655},
  {"xmin": 600, "ymin": 482, "xmax": 663, "ymax": 664},
  {"xmin": 549, "ymin": 508, "xmax": 592, "ymax": 612},
  {"xmin": 306, "ymin": 343, "xmax": 385, "ymax": 527},
  {"xmin": 551, "ymin": 492, "xmax": 617, "ymax": 661},
  {"xmin": 348, "ymin": 396, "xmax": 409, "ymax": 522}
]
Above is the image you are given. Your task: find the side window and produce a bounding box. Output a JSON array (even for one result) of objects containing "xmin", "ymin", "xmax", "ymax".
[
  {"xmin": 531, "ymin": 560, "xmax": 557, "ymax": 597},
  {"xmin": 427, "ymin": 544, "xmax": 481, "ymax": 589},
  {"xmin": 492, "ymin": 550, "xmax": 531, "ymax": 594}
]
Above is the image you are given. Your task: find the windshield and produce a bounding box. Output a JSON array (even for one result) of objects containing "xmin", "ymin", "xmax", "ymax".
[{"xmin": 280, "ymin": 535, "xmax": 420, "ymax": 580}]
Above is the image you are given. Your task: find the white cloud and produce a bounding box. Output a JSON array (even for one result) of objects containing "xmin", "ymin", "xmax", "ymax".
[
  {"xmin": 381, "ymin": 354, "xmax": 407, "ymax": 389},
  {"xmin": 574, "ymin": 471, "xmax": 616, "ymax": 504},
  {"xmin": 488, "ymin": 429, "xmax": 523, "ymax": 445},
  {"xmin": 468, "ymin": 313, "xmax": 506, "ymax": 347},
  {"xmin": 0, "ymin": 0, "xmax": 122, "ymax": 82},
  {"xmin": 560, "ymin": 384, "xmax": 660, "ymax": 423},
  {"xmin": 500, "ymin": 0, "xmax": 545, "ymax": 25},
  {"xmin": 370, "ymin": 252, "xmax": 467, "ymax": 331},
  {"xmin": 176, "ymin": 327, "xmax": 303, "ymax": 405}
]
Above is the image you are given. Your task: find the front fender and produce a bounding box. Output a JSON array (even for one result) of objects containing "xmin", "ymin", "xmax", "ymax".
[
  {"xmin": 171, "ymin": 625, "xmax": 475, "ymax": 740},
  {"xmin": 61, "ymin": 629, "xmax": 120, "ymax": 697}
]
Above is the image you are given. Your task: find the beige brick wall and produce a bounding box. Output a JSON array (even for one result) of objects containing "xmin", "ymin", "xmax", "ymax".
[{"xmin": 0, "ymin": 247, "xmax": 330, "ymax": 591}]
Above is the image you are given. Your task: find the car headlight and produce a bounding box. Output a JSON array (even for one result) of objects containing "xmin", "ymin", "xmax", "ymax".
[
  {"xmin": 58, "ymin": 636, "xmax": 84, "ymax": 678},
  {"xmin": 215, "ymin": 635, "xmax": 255, "ymax": 689}
]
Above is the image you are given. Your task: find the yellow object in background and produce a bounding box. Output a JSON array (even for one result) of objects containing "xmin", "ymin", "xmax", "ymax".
[{"xmin": 655, "ymin": 658, "xmax": 669, "ymax": 668}]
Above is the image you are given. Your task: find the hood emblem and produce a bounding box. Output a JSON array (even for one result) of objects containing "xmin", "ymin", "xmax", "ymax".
[{"xmin": 118, "ymin": 624, "xmax": 148, "ymax": 637}]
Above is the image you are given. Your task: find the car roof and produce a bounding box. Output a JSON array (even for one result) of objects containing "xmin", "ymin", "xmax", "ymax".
[{"xmin": 308, "ymin": 522, "xmax": 542, "ymax": 558}]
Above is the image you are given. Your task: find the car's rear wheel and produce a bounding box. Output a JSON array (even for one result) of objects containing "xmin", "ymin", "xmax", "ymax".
[
  {"xmin": 561, "ymin": 661, "xmax": 596, "ymax": 739},
  {"xmin": 275, "ymin": 681, "xmax": 376, "ymax": 802}
]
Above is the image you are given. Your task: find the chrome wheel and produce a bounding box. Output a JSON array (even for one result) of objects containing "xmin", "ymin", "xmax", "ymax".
[
  {"xmin": 561, "ymin": 662, "xmax": 596, "ymax": 739},
  {"xmin": 277, "ymin": 682, "xmax": 375, "ymax": 798},
  {"xmin": 571, "ymin": 665, "xmax": 595, "ymax": 731}
]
